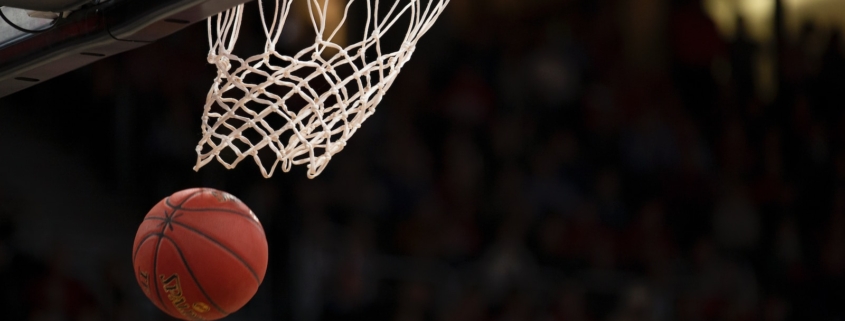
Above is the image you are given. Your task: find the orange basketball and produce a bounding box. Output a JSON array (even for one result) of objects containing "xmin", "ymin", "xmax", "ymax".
[{"xmin": 132, "ymin": 188, "xmax": 268, "ymax": 320}]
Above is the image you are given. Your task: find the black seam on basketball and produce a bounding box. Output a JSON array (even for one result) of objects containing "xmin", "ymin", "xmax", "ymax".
[
  {"xmin": 161, "ymin": 189, "xmax": 260, "ymax": 227},
  {"xmin": 133, "ymin": 233, "xmax": 161, "ymax": 263},
  {"xmin": 170, "ymin": 220, "xmax": 261, "ymax": 282},
  {"xmin": 165, "ymin": 189, "xmax": 206, "ymax": 209},
  {"xmin": 152, "ymin": 236, "xmax": 170, "ymax": 315},
  {"xmin": 160, "ymin": 235, "xmax": 230, "ymax": 316},
  {"xmin": 164, "ymin": 207, "xmax": 261, "ymax": 227},
  {"xmin": 144, "ymin": 209, "xmax": 170, "ymax": 220},
  {"xmin": 153, "ymin": 211, "xmax": 180, "ymax": 317}
]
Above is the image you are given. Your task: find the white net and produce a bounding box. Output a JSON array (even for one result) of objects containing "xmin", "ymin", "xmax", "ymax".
[{"xmin": 194, "ymin": 0, "xmax": 449, "ymax": 178}]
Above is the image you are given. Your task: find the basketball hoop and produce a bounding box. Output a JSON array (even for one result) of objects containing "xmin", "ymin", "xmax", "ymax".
[{"xmin": 194, "ymin": 0, "xmax": 449, "ymax": 178}]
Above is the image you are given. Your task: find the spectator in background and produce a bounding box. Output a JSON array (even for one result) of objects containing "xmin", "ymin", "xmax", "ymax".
[
  {"xmin": 730, "ymin": 16, "xmax": 758, "ymax": 107},
  {"xmin": 815, "ymin": 29, "xmax": 845, "ymax": 121},
  {"xmin": 669, "ymin": 0, "xmax": 726, "ymax": 135}
]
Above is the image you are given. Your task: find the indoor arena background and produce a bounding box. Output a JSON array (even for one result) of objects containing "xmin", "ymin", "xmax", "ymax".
[{"xmin": 2, "ymin": 0, "xmax": 845, "ymax": 320}]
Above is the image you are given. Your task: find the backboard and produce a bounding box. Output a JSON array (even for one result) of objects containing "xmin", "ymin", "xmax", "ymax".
[
  {"xmin": 1, "ymin": 0, "xmax": 92, "ymax": 12},
  {"xmin": 0, "ymin": 0, "xmax": 251, "ymax": 97}
]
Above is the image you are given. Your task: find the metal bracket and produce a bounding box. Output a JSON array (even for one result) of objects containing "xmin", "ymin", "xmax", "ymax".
[{"xmin": 26, "ymin": 11, "xmax": 65, "ymax": 19}]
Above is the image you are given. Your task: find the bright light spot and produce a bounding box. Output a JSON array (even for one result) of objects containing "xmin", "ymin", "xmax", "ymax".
[
  {"xmin": 740, "ymin": 0, "xmax": 774, "ymax": 16},
  {"xmin": 706, "ymin": 0, "xmax": 845, "ymax": 43},
  {"xmin": 704, "ymin": 0, "xmax": 775, "ymax": 42},
  {"xmin": 704, "ymin": 0, "xmax": 735, "ymax": 36}
]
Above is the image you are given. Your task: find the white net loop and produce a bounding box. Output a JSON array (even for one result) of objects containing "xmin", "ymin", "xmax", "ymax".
[{"xmin": 195, "ymin": 0, "xmax": 449, "ymax": 178}]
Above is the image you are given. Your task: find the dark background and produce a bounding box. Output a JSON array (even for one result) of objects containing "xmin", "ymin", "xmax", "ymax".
[{"xmin": 1, "ymin": 0, "xmax": 845, "ymax": 320}]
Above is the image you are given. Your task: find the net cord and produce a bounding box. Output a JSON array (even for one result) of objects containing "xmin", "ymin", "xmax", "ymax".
[{"xmin": 196, "ymin": 0, "xmax": 449, "ymax": 178}]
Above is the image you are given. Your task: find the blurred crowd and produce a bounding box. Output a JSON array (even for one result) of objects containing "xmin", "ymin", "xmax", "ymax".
[{"xmin": 2, "ymin": 0, "xmax": 845, "ymax": 320}]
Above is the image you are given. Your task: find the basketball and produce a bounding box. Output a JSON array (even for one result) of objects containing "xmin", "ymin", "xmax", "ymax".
[{"xmin": 132, "ymin": 188, "xmax": 268, "ymax": 320}]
